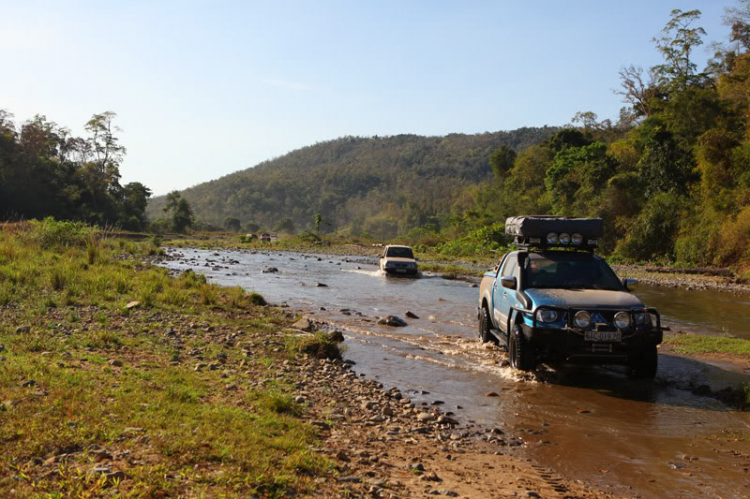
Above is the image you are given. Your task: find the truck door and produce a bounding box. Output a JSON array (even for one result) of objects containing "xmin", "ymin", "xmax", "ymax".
[{"xmin": 493, "ymin": 254, "xmax": 518, "ymax": 332}]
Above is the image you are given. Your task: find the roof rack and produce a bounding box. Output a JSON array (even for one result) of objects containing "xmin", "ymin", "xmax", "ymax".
[{"xmin": 505, "ymin": 216, "xmax": 603, "ymax": 251}]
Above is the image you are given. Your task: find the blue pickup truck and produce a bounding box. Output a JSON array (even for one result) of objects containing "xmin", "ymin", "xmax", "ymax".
[{"xmin": 478, "ymin": 216, "xmax": 664, "ymax": 379}]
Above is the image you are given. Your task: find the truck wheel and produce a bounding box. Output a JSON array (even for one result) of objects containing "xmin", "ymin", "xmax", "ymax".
[
  {"xmin": 627, "ymin": 344, "xmax": 658, "ymax": 380},
  {"xmin": 509, "ymin": 325, "xmax": 536, "ymax": 371},
  {"xmin": 479, "ymin": 307, "xmax": 496, "ymax": 344}
]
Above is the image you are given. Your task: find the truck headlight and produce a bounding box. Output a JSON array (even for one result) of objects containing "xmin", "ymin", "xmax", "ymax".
[
  {"xmin": 536, "ymin": 309, "xmax": 558, "ymax": 323},
  {"xmin": 614, "ymin": 312, "xmax": 631, "ymax": 329},
  {"xmin": 574, "ymin": 310, "xmax": 592, "ymax": 328}
]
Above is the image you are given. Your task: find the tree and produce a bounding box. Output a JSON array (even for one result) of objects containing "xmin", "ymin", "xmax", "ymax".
[
  {"xmin": 224, "ymin": 217, "xmax": 241, "ymax": 232},
  {"xmin": 489, "ymin": 146, "xmax": 516, "ymax": 179},
  {"xmin": 616, "ymin": 66, "xmax": 656, "ymax": 118},
  {"xmin": 245, "ymin": 221, "xmax": 260, "ymax": 233},
  {"xmin": 314, "ymin": 213, "xmax": 323, "ymax": 232},
  {"xmin": 652, "ymin": 9, "xmax": 707, "ymax": 91},
  {"xmin": 275, "ymin": 217, "xmax": 295, "ymax": 233},
  {"xmin": 725, "ymin": 0, "xmax": 750, "ymax": 51},
  {"xmin": 119, "ymin": 182, "xmax": 152, "ymax": 231},
  {"xmin": 163, "ymin": 191, "xmax": 194, "ymax": 233},
  {"xmin": 172, "ymin": 199, "xmax": 195, "ymax": 233}
]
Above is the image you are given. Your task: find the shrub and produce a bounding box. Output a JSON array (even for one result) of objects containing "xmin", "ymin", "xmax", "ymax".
[
  {"xmin": 715, "ymin": 205, "xmax": 750, "ymax": 265},
  {"xmin": 24, "ymin": 218, "xmax": 98, "ymax": 249}
]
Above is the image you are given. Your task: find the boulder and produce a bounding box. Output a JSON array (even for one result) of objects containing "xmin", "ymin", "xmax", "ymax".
[{"xmin": 377, "ymin": 316, "xmax": 408, "ymax": 327}]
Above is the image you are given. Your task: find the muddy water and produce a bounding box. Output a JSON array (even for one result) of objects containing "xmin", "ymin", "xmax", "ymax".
[{"xmin": 161, "ymin": 248, "xmax": 750, "ymax": 498}]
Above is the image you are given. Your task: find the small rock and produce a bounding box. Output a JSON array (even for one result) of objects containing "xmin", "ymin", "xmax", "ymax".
[
  {"xmin": 125, "ymin": 301, "xmax": 140, "ymax": 309},
  {"xmin": 316, "ymin": 283, "xmax": 328, "ymax": 287},
  {"xmin": 486, "ymin": 391, "xmax": 499, "ymax": 397},
  {"xmin": 416, "ymin": 412, "xmax": 435, "ymax": 422},
  {"xmin": 377, "ymin": 316, "xmax": 408, "ymax": 327},
  {"xmin": 405, "ymin": 311, "xmax": 419, "ymax": 319},
  {"xmin": 437, "ymin": 416, "xmax": 458, "ymax": 425},
  {"xmin": 88, "ymin": 467, "xmax": 112, "ymax": 475},
  {"xmin": 336, "ymin": 450, "xmax": 350, "ymax": 462},
  {"xmin": 292, "ymin": 319, "xmax": 313, "ymax": 331},
  {"xmin": 15, "ymin": 325, "xmax": 31, "ymax": 334},
  {"xmin": 108, "ymin": 359, "xmax": 123, "ymax": 367},
  {"xmin": 225, "ymin": 384, "xmax": 238, "ymax": 391},
  {"xmin": 294, "ymin": 396, "xmax": 306, "ymax": 404},
  {"xmin": 337, "ymin": 476, "xmax": 361, "ymax": 483}
]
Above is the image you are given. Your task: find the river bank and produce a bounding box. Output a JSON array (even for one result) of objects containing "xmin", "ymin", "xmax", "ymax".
[{"xmin": 0, "ymin": 226, "xmax": 613, "ymax": 497}]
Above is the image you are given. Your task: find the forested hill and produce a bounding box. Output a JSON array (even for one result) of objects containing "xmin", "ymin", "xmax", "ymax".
[{"xmin": 146, "ymin": 128, "xmax": 558, "ymax": 236}]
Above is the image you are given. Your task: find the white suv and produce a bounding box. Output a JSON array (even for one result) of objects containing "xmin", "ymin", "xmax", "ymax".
[{"xmin": 379, "ymin": 245, "xmax": 419, "ymax": 276}]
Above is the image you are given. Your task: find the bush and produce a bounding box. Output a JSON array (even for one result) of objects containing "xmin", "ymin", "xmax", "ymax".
[
  {"xmin": 25, "ymin": 217, "xmax": 97, "ymax": 249},
  {"xmin": 715, "ymin": 205, "xmax": 750, "ymax": 265}
]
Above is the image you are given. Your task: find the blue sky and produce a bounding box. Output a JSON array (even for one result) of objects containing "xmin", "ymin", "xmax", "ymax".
[{"xmin": 0, "ymin": 1, "xmax": 736, "ymax": 195}]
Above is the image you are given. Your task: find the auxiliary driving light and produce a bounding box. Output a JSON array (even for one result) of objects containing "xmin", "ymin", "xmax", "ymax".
[
  {"xmin": 559, "ymin": 233, "xmax": 571, "ymax": 245},
  {"xmin": 546, "ymin": 232, "xmax": 558, "ymax": 245},
  {"xmin": 574, "ymin": 310, "xmax": 592, "ymax": 328},
  {"xmin": 571, "ymin": 233, "xmax": 583, "ymax": 245},
  {"xmin": 614, "ymin": 312, "xmax": 631, "ymax": 329}
]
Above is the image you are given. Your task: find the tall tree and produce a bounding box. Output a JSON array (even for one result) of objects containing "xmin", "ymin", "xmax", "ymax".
[{"xmin": 652, "ymin": 9, "xmax": 707, "ymax": 91}]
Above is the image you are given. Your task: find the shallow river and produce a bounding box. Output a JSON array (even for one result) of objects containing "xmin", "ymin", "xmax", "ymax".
[{"xmin": 161, "ymin": 248, "xmax": 750, "ymax": 498}]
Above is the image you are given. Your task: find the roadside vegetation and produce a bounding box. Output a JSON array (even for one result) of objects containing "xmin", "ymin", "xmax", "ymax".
[
  {"xmin": 665, "ymin": 334, "xmax": 750, "ymax": 356},
  {"xmin": 0, "ymin": 221, "xmax": 332, "ymax": 497}
]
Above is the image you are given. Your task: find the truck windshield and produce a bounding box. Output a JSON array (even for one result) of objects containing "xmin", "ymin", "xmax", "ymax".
[
  {"xmin": 524, "ymin": 252, "xmax": 623, "ymax": 291},
  {"xmin": 386, "ymin": 247, "xmax": 415, "ymax": 259}
]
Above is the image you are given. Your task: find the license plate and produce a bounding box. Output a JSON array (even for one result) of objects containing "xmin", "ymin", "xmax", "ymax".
[{"xmin": 584, "ymin": 331, "xmax": 621, "ymax": 342}]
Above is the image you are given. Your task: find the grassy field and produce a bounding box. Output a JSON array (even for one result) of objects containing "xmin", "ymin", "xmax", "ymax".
[
  {"xmin": 664, "ymin": 334, "xmax": 750, "ymax": 356},
  {"xmin": 0, "ymin": 221, "xmax": 333, "ymax": 497}
]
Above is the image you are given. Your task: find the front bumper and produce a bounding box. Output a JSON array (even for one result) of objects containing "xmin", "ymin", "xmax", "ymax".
[
  {"xmin": 384, "ymin": 267, "xmax": 418, "ymax": 276},
  {"xmin": 520, "ymin": 323, "xmax": 662, "ymax": 365}
]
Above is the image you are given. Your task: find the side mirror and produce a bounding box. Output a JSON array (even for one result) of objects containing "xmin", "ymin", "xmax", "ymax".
[
  {"xmin": 500, "ymin": 276, "xmax": 517, "ymax": 290},
  {"xmin": 623, "ymin": 278, "xmax": 638, "ymax": 291}
]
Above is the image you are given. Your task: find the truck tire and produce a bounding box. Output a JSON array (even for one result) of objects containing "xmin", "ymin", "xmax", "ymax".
[
  {"xmin": 627, "ymin": 344, "xmax": 658, "ymax": 380},
  {"xmin": 509, "ymin": 325, "xmax": 536, "ymax": 371},
  {"xmin": 479, "ymin": 307, "xmax": 496, "ymax": 344}
]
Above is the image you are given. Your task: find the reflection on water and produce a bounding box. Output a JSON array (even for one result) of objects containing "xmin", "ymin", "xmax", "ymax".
[
  {"xmin": 635, "ymin": 284, "xmax": 750, "ymax": 339},
  {"xmin": 161, "ymin": 248, "xmax": 750, "ymax": 498}
]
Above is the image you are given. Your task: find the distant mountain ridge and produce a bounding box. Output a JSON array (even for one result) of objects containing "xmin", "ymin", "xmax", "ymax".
[{"xmin": 146, "ymin": 128, "xmax": 559, "ymax": 236}]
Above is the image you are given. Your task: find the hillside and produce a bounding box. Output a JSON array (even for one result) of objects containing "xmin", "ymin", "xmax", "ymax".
[{"xmin": 146, "ymin": 128, "xmax": 558, "ymax": 237}]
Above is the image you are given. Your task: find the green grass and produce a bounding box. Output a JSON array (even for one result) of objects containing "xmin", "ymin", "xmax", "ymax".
[
  {"xmin": 0, "ymin": 221, "xmax": 331, "ymax": 497},
  {"xmin": 664, "ymin": 334, "xmax": 750, "ymax": 356}
]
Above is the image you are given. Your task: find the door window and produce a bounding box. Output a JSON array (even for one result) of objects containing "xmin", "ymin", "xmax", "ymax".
[{"xmin": 501, "ymin": 256, "xmax": 517, "ymax": 278}]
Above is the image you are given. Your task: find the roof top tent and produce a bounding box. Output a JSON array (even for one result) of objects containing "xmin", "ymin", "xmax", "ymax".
[{"xmin": 505, "ymin": 215, "xmax": 603, "ymax": 251}]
